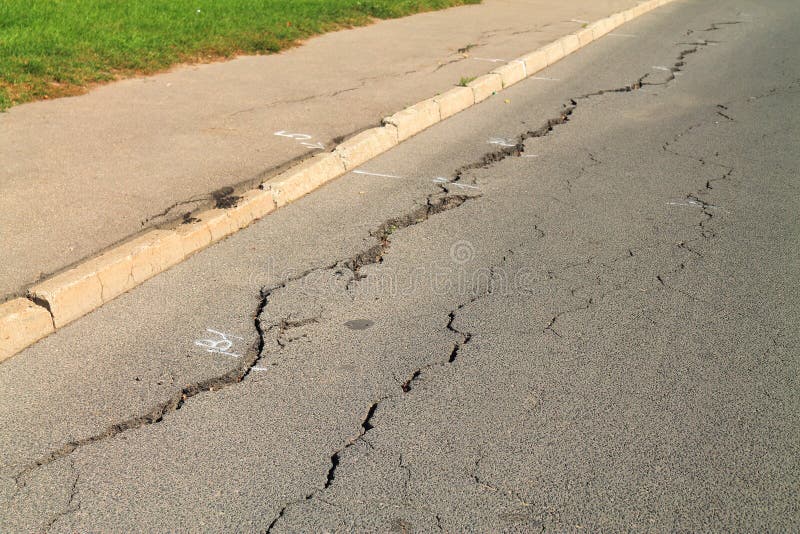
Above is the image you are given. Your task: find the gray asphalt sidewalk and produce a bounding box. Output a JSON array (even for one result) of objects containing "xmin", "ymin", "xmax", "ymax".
[{"xmin": 0, "ymin": 0, "xmax": 642, "ymax": 300}]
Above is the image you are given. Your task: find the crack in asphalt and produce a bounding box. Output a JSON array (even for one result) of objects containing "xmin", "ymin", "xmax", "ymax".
[
  {"xmin": 9, "ymin": 86, "xmax": 569, "ymax": 503},
  {"xmin": 470, "ymin": 450, "xmax": 534, "ymax": 511},
  {"xmin": 10, "ymin": 20, "xmax": 733, "ymax": 527},
  {"xmin": 42, "ymin": 458, "xmax": 80, "ymax": 532},
  {"xmin": 265, "ymin": 257, "xmax": 512, "ymax": 531},
  {"xmin": 566, "ymin": 151, "xmax": 602, "ymax": 194},
  {"xmin": 266, "ymin": 28, "xmax": 736, "ymax": 528}
]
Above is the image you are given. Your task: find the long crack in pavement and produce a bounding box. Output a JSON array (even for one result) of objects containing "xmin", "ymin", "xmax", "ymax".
[
  {"xmin": 264, "ymin": 25, "xmax": 733, "ymax": 530},
  {"xmin": 9, "ymin": 20, "xmax": 737, "ymax": 530}
]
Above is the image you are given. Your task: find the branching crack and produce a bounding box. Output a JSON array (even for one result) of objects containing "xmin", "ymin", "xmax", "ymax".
[
  {"xmin": 15, "ymin": 20, "xmax": 730, "ymax": 524},
  {"xmin": 470, "ymin": 450, "xmax": 531, "ymax": 508},
  {"xmin": 42, "ymin": 458, "xmax": 80, "ymax": 531},
  {"xmin": 543, "ymin": 297, "xmax": 594, "ymax": 338}
]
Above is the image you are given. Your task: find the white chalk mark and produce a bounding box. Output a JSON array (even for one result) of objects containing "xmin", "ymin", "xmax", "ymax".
[
  {"xmin": 570, "ymin": 19, "xmax": 589, "ymax": 24},
  {"xmin": 472, "ymin": 57, "xmax": 507, "ymax": 63},
  {"xmin": 353, "ymin": 170, "xmax": 403, "ymax": 179},
  {"xmin": 522, "ymin": 154, "xmax": 540, "ymax": 158},
  {"xmin": 488, "ymin": 137, "xmax": 516, "ymax": 147},
  {"xmin": 433, "ymin": 177, "xmax": 479, "ymax": 190},
  {"xmin": 194, "ymin": 329, "xmax": 243, "ymax": 358},
  {"xmin": 512, "ymin": 59, "xmax": 527, "ymax": 77},
  {"xmin": 207, "ymin": 329, "xmax": 243, "ymax": 340},
  {"xmin": 531, "ymin": 76, "xmax": 560, "ymax": 82},
  {"xmin": 652, "ymin": 66, "xmax": 671, "ymax": 71},
  {"xmin": 274, "ymin": 130, "xmax": 312, "ymax": 140},
  {"xmin": 300, "ymin": 141, "xmax": 325, "ymax": 150},
  {"xmin": 667, "ymin": 200, "xmax": 717, "ymax": 209},
  {"xmin": 251, "ymin": 366, "xmax": 270, "ymax": 372},
  {"xmin": 608, "ymin": 33, "xmax": 638, "ymax": 38}
]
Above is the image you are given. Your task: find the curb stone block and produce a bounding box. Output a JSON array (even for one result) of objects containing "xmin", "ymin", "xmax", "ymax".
[
  {"xmin": 623, "ymin": 8, "xmax": 635, "ymax": 21},
  {"xmin": 541, "ymin": 41, "xmax": 565, "ymax": 65},
  {"xmin": 589, "ymin": 18, "xmax": 613, "ymax": 40},
  {"xmin": 334, "ymin": 127, "xmax": 399, "ymax": 170},
  {"xmin": 383, "ymin": 99, "xmax": 441, "ymax": 141},
  {"xmin": 468, "ymin": 73, "xmax": 503, "ymax": 103},
  {"xmin": 197, "ymin": 208, "xmax": 240, "ymax": 242},
  {"xmin": 434, "ymin": 87, "xmax": 475, "ymax": 119},
  {"xmin": 29, "ymin": 230, "xmax": 184, "ymax": 327},
  {"xmin": 228, "ymin": 189, "xmax": 277, "ymax": 229},
  {"xmin": 29, "ymin": 263, "xmax": 103, "ymax": 328},
  {"xmin": 176, "ymin": 218, "xmax": 214, "ymax": 258},
  {"xmin": 265, "ymin": 152, "xmax": 347, "ymax": 208},
  {"xmin": 94, "ymin": 230, "xmax": 184, "ymax": 302},
  {"xmin": 519, "ymin": 49, "xmax": 548, "ymax": 75},
  {"xmin": 576, "ymin": 27, "xmax": 595, "ymax": 47},
  {"xmin": 0, "ymin": 298, "xmax": 54, "ymax": 362},
  {"xmin": 610, "ymin": 13, "xmax": 626, "ymax": 28},
  {"xmin": 491, "ymin": 61, "xmax": 527, "ymax": 88},
  {"xmin": 558, "ymin": 34, "xmax": 581, "ymax": 56}
]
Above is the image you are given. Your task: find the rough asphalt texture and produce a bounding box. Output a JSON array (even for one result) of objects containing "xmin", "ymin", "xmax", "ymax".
[
  {"xmin": 0, "ymin": 0, "xmax": 642, "ymax": 299},
  {"xmin": 1, "ymin": 0, "xmax": 799, "ymax": 530}
]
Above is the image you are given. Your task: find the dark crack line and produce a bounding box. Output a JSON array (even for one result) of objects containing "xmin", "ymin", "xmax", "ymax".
[
  {"xmin": 566, "ymin": 151, "xmax": 602, "ymax": 194},
  {"xmin": 42, "ymin": 458, "xmax": 80, "ymax": 532},
  {"xmin": 12, "ymin": 337, "xmax": 261, "ymax": 492},
  {"xmin": 470, "ymin": 450, "xmax": 531, "ymax": 509},
  {"xmin": 140, "ymin": 195, "xmax": 207, "ymax": 227},
  {"xmin": 265, "ymin": 397, "xmax": 387, "ymax": 532},
  {"xmin": 345, "ymin": 194, "xmax": 473, "ymax": 291},
  {"xmin": 11, "ymin": 265, "xmax": 344, "ymax": 491},
  {"xmin": 266, "ymin": 258, "xmax": 512, "ymax": 530},
  {"xmin": 543, "ymin": 297, "xmax": 594, "ymax": 338},
  {"xmin": 702, "ymin": 21, "xmax": 742, "ymax": 32}
]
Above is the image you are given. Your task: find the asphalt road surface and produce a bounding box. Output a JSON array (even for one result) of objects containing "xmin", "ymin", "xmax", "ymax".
[{"xmin": 2, "ymin": 0, "xmax": 798, "ymax": 531}]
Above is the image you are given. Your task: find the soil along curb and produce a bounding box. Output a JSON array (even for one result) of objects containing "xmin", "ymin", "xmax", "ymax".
[{"xmin": 0, "ymin": 0, "xmax": 676, "ymax": 363}]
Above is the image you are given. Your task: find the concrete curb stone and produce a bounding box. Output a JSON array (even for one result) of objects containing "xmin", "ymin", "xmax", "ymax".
[
  {"xmin": 576, "ymin": 27, "xmax": 595, "ymax": 47},
  {"xmin": 467, "ymin": 73, "xmax": 503, "ymax": 103},
  {"xmin": 558, "ymin": 34, "xmax": 581, "ymax": 56},
  {"xmin": 265, "ymin": 152, "xmax": 347, "ymax": 208},
  {"xmin": 541, "ymin": 41, "xmax": 566, "ymax": 66},
  {"xmin": 383, "ymin": 99, "xmax": 441, "ymax": 141},
  {"xmin": 591, "ymin": 18, "xmax": 611, "ymax": 40},
  {"xmin": 434, "ymin": 87, "xmax": 476, "ymax": 119},
  {"xmin": 334, "ymin": 126, "xmax": 400, "ymax": 170},
  {"xmin": 491, "ymin": 61, "xmax": 527, "ymax": 88},
  {"xmin": 0, "ymin": 298, "xmax": 54, "ymax": 363},
  {"xmin": 28, "ymin": 230, "xmax": 184, "ymax": 328},
  {"xmin": 519, "ymin": 49, "xmax": 549, "ymax": 75}
]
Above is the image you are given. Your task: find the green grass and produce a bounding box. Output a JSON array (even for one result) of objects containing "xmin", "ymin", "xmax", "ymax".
[
  {"xmin": 457, "ymin": 75, "xmax": 476, "ymax": 87},
  {"xmin": 0, "ymin": 0, "xmax": 480, "ymax": 110}
]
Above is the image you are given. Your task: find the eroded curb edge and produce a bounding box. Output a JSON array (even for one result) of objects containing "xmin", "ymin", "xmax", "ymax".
[{"xmin": 0, "ymin": 0, "xmax": 676, "ymax": 363}]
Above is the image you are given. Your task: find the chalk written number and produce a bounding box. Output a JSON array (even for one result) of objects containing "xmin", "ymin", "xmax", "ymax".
[{"xmin": 274, "ymin": 130, "xmax": 325, "ymax": 150}]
